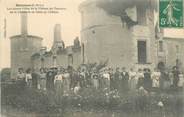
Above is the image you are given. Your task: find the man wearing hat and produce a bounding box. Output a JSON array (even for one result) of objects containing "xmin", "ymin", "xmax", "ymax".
[
  {"xmin": 46, "ymin": 67, "xmax": 57, "ymax": 105},
  {"xmin": 46, "ymin": 67, "xmax": 58, "ymax": 91},
  {"xmin": 121, "ymin": 67, "xmax": 129, "ymax": 93}
]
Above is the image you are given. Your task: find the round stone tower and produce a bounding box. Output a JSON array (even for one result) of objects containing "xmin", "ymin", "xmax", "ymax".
[
  {"xmin": 10, "ymin": 13, "xmax": 42, "ymax": 78},
  {"xmin": 79, "ymin": 0, "xmax": 135, "ymax": 68},
  {"xmin": 79, "ymin": 0, "xmax": 156, "ymax": 69}
]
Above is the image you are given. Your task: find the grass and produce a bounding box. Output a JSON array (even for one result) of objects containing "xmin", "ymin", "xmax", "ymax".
[{"xmin": 1, "ymin": 81, "xmax": 184, "ymax": 117}]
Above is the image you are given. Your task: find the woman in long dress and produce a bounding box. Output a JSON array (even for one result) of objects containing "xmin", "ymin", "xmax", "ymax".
[
  {"xmin": 113, "ymin": 68, "xmax": 121, "ymax": 91},
  {"xmin": 129, "ymin": 68, "xmax": 138, "ymax": 91},
  {"xmin": 137, "ymin": 69, "xmax": 144, "ymax": 89},
  {"xmin": 54, "ymin": 69, "xmax": 64, "ymax": 104},
  {"xmin": 169, "ymin": 71, "xmax": 174, "ymax": 88},
  {"xmin": 39, "ymin": 68, "xmax": 47, "ymax": 91},
  {"xmin": 151, "ymin": 68, "xmax": 161, "ymax": 92},
  {"xmin": 62, "ymin": 69, "xmax": 70, "ymax": 95},
  {"xmin": 79, "ymin": 69, "xmax": 86, "ymax": 88},
  {"xmin": 178, "ymin": 72, "xmax": 184, "ymax": 91},
  {"xmin": 162, "ymin": 71, "xmax": 170, "ymax": 91},
  {"xmin": 102, "ymin": 69, "xmax": 111, "ymax": 90},
  {"xmin": 91, "ymin": 71, "xmax": 99, "ymax": 89},
  {"xmin": 144, "ymin": 69, "xmax": 152, "ymax": 91},
  {"xmin": 25, "ymin": 68, "xmax": 32, "ymax": 88}
]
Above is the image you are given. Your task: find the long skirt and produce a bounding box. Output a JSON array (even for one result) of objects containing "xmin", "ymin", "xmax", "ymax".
[
  {"xmin": 178, "ymin": 78, "xmax": 184, "ymax": 87},
  {"xmin": 152, "ymin": 79, "xmax": 159, "ymax": 88},
  {"xmin": 55, "ymin": 80, "xmax": 63, "ymax": 104},
  {"xmin": 63, "ymin": 79, "xmax": 70, "ymax": 94},
  {"xmin": 129, "ymin": 78, "xmax": 137, "ymax": 91},
  {"xmin": 101, "ymin": 79, "xmax": 110, "ymax": 90},
  {"xmin": 93, "ymin": 79, "xmax": 99, "ymax": 89},
  {"xmin": 27, "ymin": 79, "xmax": 32, "ymax": 88},
  {"xmin": 40, "ymin": 79, "xmax": 46, "ymax": 90},
  {"xmin": 137, "ymin": 78, "xmax": 144, "ymax": 89},
  {"xmin": 163, "ymin": 80, "xmax": 170, "ymax": 90}
]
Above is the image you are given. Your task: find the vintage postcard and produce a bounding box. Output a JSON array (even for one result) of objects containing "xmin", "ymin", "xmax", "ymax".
[{"xmin": 0, "ymin": 0, "xmax": 184, "ymax": 117}]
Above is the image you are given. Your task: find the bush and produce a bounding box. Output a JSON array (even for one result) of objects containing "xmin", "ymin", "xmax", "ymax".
[
  {"xmin": 1, "ymin": 81, "xmax": 50, "ymax": 113},
  {"xmin": 1, "ymin": 81, "xmax": 183, "ymax": 115}
]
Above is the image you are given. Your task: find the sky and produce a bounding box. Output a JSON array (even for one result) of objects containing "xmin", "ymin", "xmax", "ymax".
[{"xmin": 0, "ymin": 0, "xmax": 184, "ymax": 70}]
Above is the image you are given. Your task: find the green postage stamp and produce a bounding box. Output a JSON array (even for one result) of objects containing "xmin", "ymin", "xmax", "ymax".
[{"xmin": 159, "ymin": 0, "xmax": 183, "ymax": 28}]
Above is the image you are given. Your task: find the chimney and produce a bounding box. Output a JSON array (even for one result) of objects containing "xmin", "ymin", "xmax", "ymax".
[
  {"xmin": 54, "ymin": 24, "xmax": 62, "ymax": 43},
  {"xmin": 52, "ymin": 24, "xmax": 65, "ymax": 50},
  {"xmin": 21, "ymin": 13, "xmax": 28, "ymax": 35}
]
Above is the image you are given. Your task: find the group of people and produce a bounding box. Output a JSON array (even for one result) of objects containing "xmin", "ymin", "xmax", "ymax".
[{"xmin": 16, "ymin": 65, "xmax": 184, "ymax": 95}]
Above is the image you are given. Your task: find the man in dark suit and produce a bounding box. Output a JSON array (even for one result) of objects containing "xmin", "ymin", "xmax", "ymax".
[
  {"xmin": 121, "ymin": 67, "xmax": 129, "ymax": 93},
  {"xmin": 46, "ymin": 67, "xmax": 57, "ymax": 92},
  {"xmin": 114, "ymin": 67, "xmax": 121, "ymax": 91},
  {"xmin": 143, "ymin": 68, "xmax": 152, "ymax": 91},
  {"xmin": 31, "ymin": 68, "xmax": 39, "ymax": 89},
  {"xmin": 46, "ymin": 67, "xmax": 57, "ymax": 106}
]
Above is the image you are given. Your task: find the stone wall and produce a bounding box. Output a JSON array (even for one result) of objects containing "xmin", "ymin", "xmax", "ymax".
[
  {"xmin": 80, "ymin": 0, "xmax": 156, "ymax": 70},
  {"xmin": 10, "ymin": 35, "xmax": 42, "ymax": 78},
  {"xmin": 164, "ymin": 38, "xmax": 184, "ymax": 69},
  {"xmin": 32, "ymin": 47, "xmax": 81, "ymax": 70}
]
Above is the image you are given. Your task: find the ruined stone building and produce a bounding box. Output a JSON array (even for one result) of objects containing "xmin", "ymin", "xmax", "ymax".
[
  {"xmin": 10, "ymin": 0, "xmax": 184, "ymax": 78},
  {"xmin": 31, "ymin": 24, "xmax": 81, "ymax": 71},
  {"xmin": 10, "ymin": 14, "xmax": 81, "ymax": 78},
  {"xmin": 79, "ymin": 0, "xmax": 184, "ymax": 70}
]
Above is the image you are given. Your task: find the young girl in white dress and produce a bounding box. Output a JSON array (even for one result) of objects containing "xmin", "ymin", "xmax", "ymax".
[{"xmin": 151, "ymin": 69, "xmax": 161, "ymax": 91}]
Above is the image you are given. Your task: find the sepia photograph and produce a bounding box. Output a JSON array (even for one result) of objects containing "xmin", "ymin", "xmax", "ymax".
[{"xmin": 0, "ymin": 0, "xmax": 184, "ymax": 117}]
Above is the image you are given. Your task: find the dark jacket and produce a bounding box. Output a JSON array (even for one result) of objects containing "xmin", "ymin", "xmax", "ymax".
[{"xmin": 46, "ymin": 71, "xmax": 56, "ymax": 91}]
